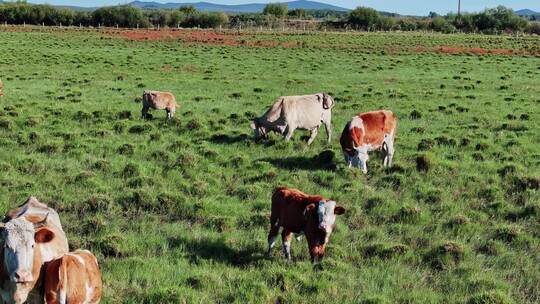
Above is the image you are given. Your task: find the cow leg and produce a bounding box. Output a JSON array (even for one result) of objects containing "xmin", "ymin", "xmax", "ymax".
[
  {"xmin": 166, "ymin": 109, "xmax": 172, "ymax": 121},
  {"xmin": 281, "ymin": 230, "xmax": 293, "ymax": 260},
  {"xmin": 383, "ymin": 134, "xmax": 394, "ymax": 167},
  {"xmin": 267, "ymin": 218, "xmax": 280, "ymax": 257},
  {"xmin": 141, "ymin": 106, "xmax": 149, "ymax": 119},
  {"xmin": 307, "ymin": 127, "xmax": 318, "ymax": 145},
  {"xmin": 284, "ymin": 125, "xmax": 295, "ymax": 141},
  {"xmin": 343, "ymin": 153, "xmax": 352, "ymax": 168},
  {"xmin": 323, "ymin": 120, "xmax": 332, "ymax": 143},
  {"xmin": 358, "ymin": 156, "xmax": 368, "ymax": 174}
]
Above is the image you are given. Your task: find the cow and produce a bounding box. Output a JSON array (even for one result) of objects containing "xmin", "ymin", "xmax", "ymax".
[
  {"xmin": 0, "ymin": 197, "xmax": 69, "ymax": 304},
  {"xmin": 250, "ymin": 93, "xmax": 335, "ymax": 145},
  {"xmin": 267, "ymin": 187, "xmax": 345, "ymax": 263},
  {"xmin": 44, "ymin": 250, "xmax": 102, "ymax": 304},
  {"xmin": 340, "ymin": 110, "xmax": 397, "ymax": 174},
  {"xmin": 0, "ymin": 79, "xmax": 3, "ymax": 97},
  {"xmin": 141, "ymin": 90, "xmax": 177, "ymax": 120}
]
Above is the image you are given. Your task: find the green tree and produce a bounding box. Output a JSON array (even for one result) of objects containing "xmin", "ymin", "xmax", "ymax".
[
  {"xmin": 349, "ymin": 7, "xmax": 380, "ymax": 30},
  {"xmin": 288, "ymin": 9, "xmax": 306, "ymax": 19},
  {"xmin": 179, "ymin": 5, "xmax": 197, "ymax": 17},
  {"xmin": 263, "ymin": 3, "xmax": 288, "ymax": 18}
]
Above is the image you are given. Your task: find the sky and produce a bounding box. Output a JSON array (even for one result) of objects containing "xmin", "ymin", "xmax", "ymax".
[{"xmin": 20, "ymin": 1, "xmax": 540, "ymax": 15}]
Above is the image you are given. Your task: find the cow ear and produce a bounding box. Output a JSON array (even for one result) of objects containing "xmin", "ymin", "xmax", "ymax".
[
  {"xmin": 322, "ymin": 94, "xmax": 332, "ymax": 110},
  {"xmin": 334, "ymin": 206, "xmax": 346, "ymax": 215},
  {"xmin": 303, "ymin": 203, "xmax": 316, "ymax": 216},
  {"xmin": 35, "ymin": 228, "xmax": 55, "ymax": 243}
]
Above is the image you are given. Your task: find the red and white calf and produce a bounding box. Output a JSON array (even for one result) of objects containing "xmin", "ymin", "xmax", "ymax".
[
  {"xmin": 340, "ymin": 110, "xmax": 397, "ymax": 173},
  {"xmin": 44, "ymin": 250, "xmax": 102, "ymax": 304},
  {"xmin": 267, "ymin": 187, "xmax": 345, "ymax": 263}
]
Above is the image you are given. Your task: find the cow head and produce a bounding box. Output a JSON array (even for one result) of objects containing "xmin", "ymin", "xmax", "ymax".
[
  {"xmin": 0, "ymin": 215, "xmax": 53, "ymax": 303},
  {"xmin": 352, "ymin": 144, "xmax": 369, "ymax": 174},
  {"xmin": 304, "ymin": 200, "xmax": 345, "ymax": 263},
  {"xmin": 317, "ymin": 93, "xmax": 334, "ymax": 110},
  {"xmin": 250, "ymin": 118, "xmax": 268, "ymax": 140}
]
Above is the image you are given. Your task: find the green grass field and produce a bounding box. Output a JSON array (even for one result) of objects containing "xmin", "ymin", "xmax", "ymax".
[{"xmin": 0, "ymin": 28, "xmax": 539, "ymax": 303}]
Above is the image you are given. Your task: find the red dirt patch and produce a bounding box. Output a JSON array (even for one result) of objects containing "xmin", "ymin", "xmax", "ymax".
[
  {"xmin": 107, "ymin": 29, "xmax": 300, "ymax": 48},
  {"xmin": 434, "ymin": 46, "xmax": 516, "ymax": 55}
]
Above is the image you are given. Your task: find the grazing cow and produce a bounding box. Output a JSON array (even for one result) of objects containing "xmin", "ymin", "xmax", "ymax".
[
  {"xmin": 0, "ymin": 197, "xmax": 69, "ymax": 304},
  {"xmin": 251, "ymin": 93, "xmax": 335, "ymax": 145},
  {"xmin": 267, "ymin": 187, "xmax": 345, "ymax": 263},
  {"xmin": 44, "ymin": 250, "xmax": 102, "ymax": 304},
  {"xmin": 0, "ymin": 79, "xmax": 3, "ymax": 97},
  {"xmin": 340, "ymin": 110, "xmax": 397, "ymax": 174},
  {"xmin": 142, "ymin": 90, "xmax": 177, "ymax": 120}
]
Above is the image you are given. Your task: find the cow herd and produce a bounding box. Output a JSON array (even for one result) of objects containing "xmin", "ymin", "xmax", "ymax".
[
  {"xmin": 0, "ymin": 84, "xmax": 398, "ymax": 302},
  {"xmin": 143, "ymin": 91, "xmax": 398, "ymax": 263}
]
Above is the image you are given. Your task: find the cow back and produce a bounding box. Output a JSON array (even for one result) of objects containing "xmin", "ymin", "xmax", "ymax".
[
  {"xmin": 45, "ymin": 250, "xmax": 102, "ymax": 304},
  {"xmin": 359, "ymin": 110, "xmax": 397, "ymax": 145},
  {"xmin": 281, "ymin": 95, "xmax": 327, "ymax": 128},
  {"xmin": 271, "ymin": 187, "xmax": 325, "ymax": 233}
]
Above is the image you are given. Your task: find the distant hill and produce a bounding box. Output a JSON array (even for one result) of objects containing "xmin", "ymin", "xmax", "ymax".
[
  {"xmin": 128, "ymin": 1, "xmax": 350, "ymax": 13},
  {"xmin": 515, "ymin": 9, "xmax": 539, "ymax": 16}
]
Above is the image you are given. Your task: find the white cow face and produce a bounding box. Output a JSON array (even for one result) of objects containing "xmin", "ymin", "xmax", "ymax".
[
  {"xmin": 1, "ymin": 218, "xmax": 36, "ymax": 284},
  {"xmin": 353, "ymin": 145, "xmax": 369, "ymax": 174},
  {"xmin": 316, "ymin": 201, "xmax": 345, "ymax": 243}
]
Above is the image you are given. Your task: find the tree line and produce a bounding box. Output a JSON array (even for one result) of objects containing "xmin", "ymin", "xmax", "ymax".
[
  {"xmin": 346, "ymin": 6, "xmax": 539, "ymax": 34},
  {"xmin": 0, "ymin": 1, "xmax": 538, "ymax": 35},
  {"xmin": 0, "ymin": 2, "xmax": 228, "ymax": 28}
]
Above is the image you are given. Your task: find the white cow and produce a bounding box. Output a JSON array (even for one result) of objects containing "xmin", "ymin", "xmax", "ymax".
[{"xmin": 250, "ymin": 93, "xmax": 335, "ymax": 145}]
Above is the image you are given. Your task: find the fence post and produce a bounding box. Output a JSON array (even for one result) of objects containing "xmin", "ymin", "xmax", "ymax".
[
  {"xmin": 157, "ymin": 24, "xmax": 160, "ymax": 31},
  {"xmin": 23, "ymin": 21, "xmax": 25, "ymax": 27},
  {"xmin": 116, "ymin": 24, "xmax": 119, "ymax": 29},
  {"xmin": 137, "ymin": 23, "xmax": 139, "ymax": 30}
]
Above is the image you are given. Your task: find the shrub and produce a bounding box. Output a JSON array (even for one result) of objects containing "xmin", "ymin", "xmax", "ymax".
[
  {"xmin": 349, "ymin": 7, "xmax": 380, "ymax": 30},
  {"xmin": 431, "ymin": 17, "xmax": 456, "ymax": 33},
  {"xmin": 263, "ymin": 3, "xmax": 288, "ymax": 18}
]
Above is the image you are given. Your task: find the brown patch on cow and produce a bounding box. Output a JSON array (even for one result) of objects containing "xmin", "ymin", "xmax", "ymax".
[
  {"xmin": 340, "ymin": 110, "xmax": 398, "ymax": 157},
  {"xmin": 44, "ymin": 250, "xmax": 102, "ymax": 304}
]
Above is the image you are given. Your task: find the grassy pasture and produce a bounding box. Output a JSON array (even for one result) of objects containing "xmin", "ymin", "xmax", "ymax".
[{"xmin": 0, "ymin": 28, "xmax": 539, "ymax": 303}]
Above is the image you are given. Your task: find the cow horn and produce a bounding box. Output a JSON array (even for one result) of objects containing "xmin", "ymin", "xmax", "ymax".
[{"xmin": 34, "ymin": 213, "xmax": 49, "ymax": 229}]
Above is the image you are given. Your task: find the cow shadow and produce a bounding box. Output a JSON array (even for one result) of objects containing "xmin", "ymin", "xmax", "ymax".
[
  {"xmin": 167, "ymin": 236, "xmax": 265, "ymax": 267},
  {"xmin": 260, "ymin": 150, "xmax": 337, "ymax": 171},
  {"xmin": 209, "ymin": 133, "xmax": 250, "ymax": 144}
]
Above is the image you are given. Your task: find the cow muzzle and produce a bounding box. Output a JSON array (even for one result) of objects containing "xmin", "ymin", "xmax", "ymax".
[{"xmin": 12, "ymin": 270, "xmax": 33, "ymax": 283}]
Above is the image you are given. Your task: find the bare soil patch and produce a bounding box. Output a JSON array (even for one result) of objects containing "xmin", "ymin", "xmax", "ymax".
[{"xmin": 108, "ymin": 29, "xmax": 300, "ymax": 48}]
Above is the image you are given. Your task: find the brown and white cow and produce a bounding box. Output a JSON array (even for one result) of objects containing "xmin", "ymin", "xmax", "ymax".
[
  {"xmin": 251, "ymin": 93, "xmax": 335, "ymax": 145},
  {"xmin": 340, "ymin": 110, "xmax": 397, "ymax": 174},
  {"xmin": 0, "ymin": 79, "xmax": 4, "ymax": 97},
  {"xmin": 0, "ymin": 197, "xmax": 69, "ymax": 304},
  {"xmin": 142, "ymin": 90, "xmax": 177, "ymax": 120},
  {"xmin": 267, "ymin": 187, "xmax": 345, "ymax": 263},
  {"xmin": 44, "ymin": 250, "xmax": 102, "ymax": 304}
]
